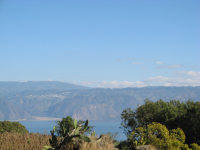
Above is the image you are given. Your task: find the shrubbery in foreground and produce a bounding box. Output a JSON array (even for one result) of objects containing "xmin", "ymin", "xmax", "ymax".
[
  {"xmin": 0, "ymin": 121, "xmax": 28, "ymax": 133},
  {"xmin": 1, "ymin": 99, "xmax": 200, "ymax": 150},
  {"xmin": 118, "ymin": 122, "xmax": 192, "ymax": 150},
  {"xmin": 44, "ymin": 116, "xmax": 117, "ymax": 150},
  {"xmin": 121, "ymin": 99, "xmax": 200, "ymax": 145}
]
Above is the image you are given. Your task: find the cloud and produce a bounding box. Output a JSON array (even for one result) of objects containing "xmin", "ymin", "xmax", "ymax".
[
  {"xmin": 156, "ymin": 63, "xmax": 182, "ymax": 70},
  {"xmin": 145, "ymin": 71, "xmax": 200, "ymax": 86},
  {"xmin": 181, "ymin": 71, "xmax": 200, "ymax": 77},
  {"xmin": 153, "ymin": 60, "xmax": 182, "ymax": 69},
  {"xmin": 146, "ymin": 76, "xmax": 169, "ymax": 83},
  {"xmin": 80, "ymin": 71, "xmax": 200, "ymax": 88},
  {"xmin": 80, "ymin": 81, "xmax": 146, "ymax": 88},
  {"xmin": 166, "ymin": 64, "xmax": 182, "ymax": 69},
  {"xmin": 155, "ymin": 61, "xmax": 163, "ymax": 65}
]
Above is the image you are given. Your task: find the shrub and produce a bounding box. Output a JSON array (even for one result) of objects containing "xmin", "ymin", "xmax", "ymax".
[
  {"xmin": 0, "ymin": 121, "xmax": 28, "ymax": 133},
  {"xmin": 44, "ymin": 116, "xmax": 92, "ymax": 150},
  {"xmin": 125, "ymin": 122, "xmax": 191, "ymax": 150},
  {"xmin": 79, "ymin": 134, "xmax": 116, "ymax": 150},
  {"xmin": 121, "ymin": 99, "xmax": 200, "ymax": 145}
]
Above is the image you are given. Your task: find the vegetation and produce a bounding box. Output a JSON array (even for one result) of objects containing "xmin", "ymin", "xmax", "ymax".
[
  {"xmin": 124, "ymin": 122, "xmax": 190, "ymax": 149},
  {"xmin": 120, "ymin": 99, "xmax": 200, "ymax": 149},
  {"xmin": 78, "ymin": 134, "xmax": 117, "ymax": 150},
  {"xmin": 0, "ymin": 121, "xmax": 28, "ymax": 133},
  {"xmin": 44, "ymin": 116, "xmax": 117, "ymax": 150},
  {"xmin": 1, "ymin": 99, "xmax": 200, "ymax": 150},
  {"xmin": 45, "ymin": 116, "xmax": 92, "ymax": 150},
  {"xmin": 0, "ymin": 132, "xmax": 50, "ymax": 150},
  {"xmin": 118, "ymin": 121, "xmax": 200, "ymax": 150},
  {"xmin": 121, "ymin": 99, "xmax": 200, "ymax": 145},
  {"xmin": 191, "ymin": 143, "xmax": 200, "ymax": 150}
]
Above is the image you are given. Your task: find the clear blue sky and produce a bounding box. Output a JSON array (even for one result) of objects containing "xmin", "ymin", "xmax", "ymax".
[{"xmin": 0, "ymin": 0, "xmax": 199, "ymax": 87}]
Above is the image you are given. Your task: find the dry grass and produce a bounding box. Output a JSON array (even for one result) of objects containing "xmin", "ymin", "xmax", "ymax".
[
  {"xmin": 79, "ymin": 135, "xmax": 117, "ymax": 150},
  {"xmin": 136, "ymin": 145, "xmax": 157, "ymax": 150},
  {"xmin": 58, "ymin": 134, "xmax": 117, "ymax": 150},
  {"xmin": 0, "ymin": 132, "xmax": 50, "ymax": 150},
  {"xmin": 0, "ymin": 133, "xmax": 117, "ymax": 150}
]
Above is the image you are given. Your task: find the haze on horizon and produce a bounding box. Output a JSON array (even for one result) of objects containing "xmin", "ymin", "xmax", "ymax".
[{"xmin": 0, "ymin": 0, "xmax": 199, "ymax": 88}]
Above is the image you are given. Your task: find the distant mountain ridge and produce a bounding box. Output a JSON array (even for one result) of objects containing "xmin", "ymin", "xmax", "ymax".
[
  {"xmin": 0, "ymin": 81, "xmax": 199, "ymax": 121},
  {"xmin": 0, "ymin": 81, "xmax": 88, "ymax": 94}
]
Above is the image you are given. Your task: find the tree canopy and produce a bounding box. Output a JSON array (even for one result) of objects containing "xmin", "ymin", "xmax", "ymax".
[
  {"xmin": 129, "ymin": 122, "xmax": 190, "ymax": 150},
  {"xmin": 0, "ymin": 121, "xmax": 28, "ymax": 134},
  {"xmin": 121, "ymin": 99, "xmax": 200, "ymax": 145}
]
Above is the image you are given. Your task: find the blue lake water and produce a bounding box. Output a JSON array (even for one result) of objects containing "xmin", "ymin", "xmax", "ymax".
[{"xmin": 20, "ymin": 120, "xmax": 126, "ymax": 141}]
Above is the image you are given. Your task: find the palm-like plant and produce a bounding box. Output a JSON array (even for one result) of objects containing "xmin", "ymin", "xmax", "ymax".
[{"xmin": 44, "ymin": 116, "xmax": 92, "ymax": 150}]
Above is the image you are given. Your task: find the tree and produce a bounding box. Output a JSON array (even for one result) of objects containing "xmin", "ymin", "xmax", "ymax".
[
  {"xmin": 120, "ymin": 99, "xmax": 200, "ymax": 145},
  {"xmin": 175, "ymin": 101, "xmax": 200, "ymax": 145},
  {"xmin": 121, "ymin": 108, "xmax": 137, "ymax": 136},
  {"xmin": 0, "ymin": 121, "xmax": 28, "ymax": 134},
  {"xmin": 128, "ymin": 122, "xmax": 191, "ymax": 150}
]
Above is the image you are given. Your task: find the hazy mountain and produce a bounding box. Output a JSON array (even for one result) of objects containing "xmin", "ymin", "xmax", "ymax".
[
  {"xmin": 0, "ymin": 82, "xmax": 199, "ymax": 121},
  {"xmin": 46, "ymin": 87, "xmax": 200, "ymax": 120},
  {"xmin": 0, "ymin": 99, "xmax": 31, "ymax": 120},
  {"xmin": 0, "ymin": 81, "xmax": 88, "ymax": 94}
]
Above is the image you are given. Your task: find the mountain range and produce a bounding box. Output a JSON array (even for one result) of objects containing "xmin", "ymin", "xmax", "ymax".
[{"xmin": 0, "ymin": 81, "xmax": 199, "ymax": 121}]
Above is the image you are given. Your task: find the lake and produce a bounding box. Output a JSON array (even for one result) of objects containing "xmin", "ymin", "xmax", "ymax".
[{"xmin": 20, "ymin": 120, "xmax": 126, "ymax": 141}]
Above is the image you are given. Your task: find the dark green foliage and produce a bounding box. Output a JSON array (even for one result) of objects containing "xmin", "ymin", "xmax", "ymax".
[
  {"xmin": 118, "ymin": 122, "xmax": 194, "ymax": 150},
  {"xmin": 121, "ymin": 99, "xmax": 200, "ymax": 145},
  {"xmin": 46, "ymin": 116, "xmax": 92, "ymax": 150},
  {"xmin": 121, "ymin": 108, "xmax": 137, "ymax": 136},
  {"xmin": 175, "ymin": 101, "xmax": 200, "ymax": 145},
  {"xmin": 127, "ymin": 122, "xmax": 189, "ymax": 150},
  {"xmin": 0, "ymin": 121, "xmax": 28, "ymax": 133}
]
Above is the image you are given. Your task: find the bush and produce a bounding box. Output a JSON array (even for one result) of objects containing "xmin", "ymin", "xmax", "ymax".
[
  {"xmin": 0, "ymin": 121, "xmax": 28, "ymax": 133},
  {"xmin": 121, "ymin": 122, "xmax": 191, "ymax": 150},
  {"xmin": 44, "ymin": 116, "xmax": 92, "ymax": 150},
  {"xmin": 121, "ymin": 99, "xmax": 200, "ymax": 145}
]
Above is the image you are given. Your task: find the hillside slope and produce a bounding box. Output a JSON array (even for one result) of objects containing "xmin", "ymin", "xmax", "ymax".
[{"xmin": 0, "ymin": 82, "xmax": 199, "ymax": 121}]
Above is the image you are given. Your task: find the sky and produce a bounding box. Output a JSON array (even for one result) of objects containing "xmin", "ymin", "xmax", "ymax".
[{"xmin": 0, "ymin": 0, "xmax": 200, "ymax": 88}]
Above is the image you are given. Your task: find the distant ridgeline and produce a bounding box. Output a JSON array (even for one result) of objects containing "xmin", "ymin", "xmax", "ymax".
[{"xmin": 0, "ymin": 81, "xmax": 200, "ymax": 121}]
